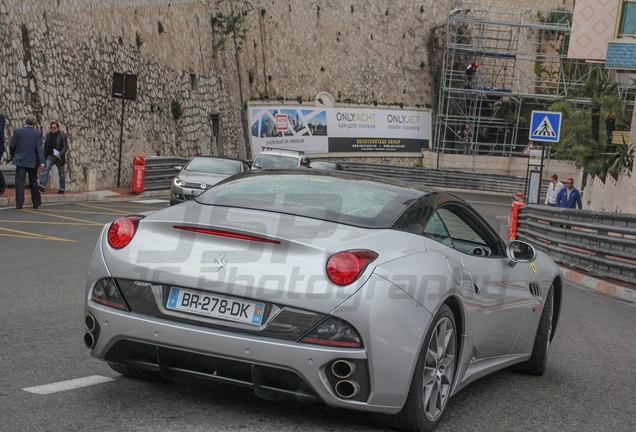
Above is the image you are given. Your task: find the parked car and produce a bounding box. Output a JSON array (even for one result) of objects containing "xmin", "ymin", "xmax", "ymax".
[
  {"xmin": 85, "ymin": 170, "xmax": 562, "ymax": 431},
  {"xmin": 170, "ymin": 156, "xmax": 249, "ymax": 206},
  {"xmin": 251, "ymin": 147, "xmax": 304, "ymax": 169}
]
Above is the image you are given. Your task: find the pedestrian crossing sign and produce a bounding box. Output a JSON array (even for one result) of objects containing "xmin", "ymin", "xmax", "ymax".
[{"xmin": 529, "ymin": 111, "xmax": 562, "ymax": 142}]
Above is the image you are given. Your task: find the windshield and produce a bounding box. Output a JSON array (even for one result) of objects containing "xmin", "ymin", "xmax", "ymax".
[
  {"xmin": 196, "ymin": 172, "xmax": 424, "ymax": 228},
  {"xmin": 253, "ymin": 154, "xmax": 299, "ymax": 169},
  {"xmin": 185, "ymin": 158, "xmax": 242, "ymax": 175}
]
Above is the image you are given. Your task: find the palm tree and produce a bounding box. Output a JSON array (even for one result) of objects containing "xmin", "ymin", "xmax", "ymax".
[{"xmin": 573, "ymin": 75, "xmax": 617, "ymax": 141}]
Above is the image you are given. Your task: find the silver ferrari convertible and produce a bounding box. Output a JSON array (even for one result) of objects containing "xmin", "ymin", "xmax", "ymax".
[{"xmin": 84, "ymin": 170, "xmax": 562, "ymax": 431}]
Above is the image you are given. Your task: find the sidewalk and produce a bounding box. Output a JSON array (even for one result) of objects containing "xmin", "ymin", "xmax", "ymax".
[
  {"xmin": 1, "ymin": 185, "xmax": 634, "ymax": 304},
  {"xmin": 0, "ymin": 186, "xmax": 169, "ymax": 207}
]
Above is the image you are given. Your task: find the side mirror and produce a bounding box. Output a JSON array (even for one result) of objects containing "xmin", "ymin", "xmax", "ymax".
[
  {"xmin": 507, "ymin": 240, "xmax": 536, "ymax": 266},
  {"xmin": 174, "ymin": 166, "xmax": 183, "ymax": 172}
]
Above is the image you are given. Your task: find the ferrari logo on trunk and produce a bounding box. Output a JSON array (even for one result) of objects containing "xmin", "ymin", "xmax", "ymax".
[{"xmin": 214, "ymin": 253, "xmax": 227, "ymax": 272}]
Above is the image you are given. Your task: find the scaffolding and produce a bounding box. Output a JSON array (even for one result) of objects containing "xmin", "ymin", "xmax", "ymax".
[{"xmin": 434, "ymin": 3, "xmax": 608, "ymax": 158}]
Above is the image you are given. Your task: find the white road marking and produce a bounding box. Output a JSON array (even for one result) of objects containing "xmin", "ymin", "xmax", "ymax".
[
  {"xmin": 23, "ymin": 375, "xmax": 115, "ymax": 394},
  {"xmin": 135, "ymin": 199, "xmax": 168, "ymax": 204}
]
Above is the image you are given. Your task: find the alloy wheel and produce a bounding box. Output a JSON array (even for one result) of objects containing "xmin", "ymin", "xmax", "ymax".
[{"xmin": 422, "ymin": 316, "xmax": 456, "ymax": 422}]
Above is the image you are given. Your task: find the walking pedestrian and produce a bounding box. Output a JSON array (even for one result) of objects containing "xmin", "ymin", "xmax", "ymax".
[
  {"xmin": 39, "ymin": 121, "xmax": 69, "ymax": 194},
  {"xmin": 544, "ymin": 174, "xmax": 564, "ymax": 206},
  {"xmin": 555, "ymin": 178, "xmax": 582, "ymax": 209},
  {"xmin": 8, "ymin": 114, "xmax": 45, "ymax": 209},
  {"xmin": 0, "ymin": 112, "xmax": 6, "ymax": 195}
]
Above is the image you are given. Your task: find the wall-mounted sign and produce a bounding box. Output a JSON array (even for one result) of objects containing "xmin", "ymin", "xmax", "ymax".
[{"xmin": 248, "ymin": 105, "xmax": 431, "ymax": 155}]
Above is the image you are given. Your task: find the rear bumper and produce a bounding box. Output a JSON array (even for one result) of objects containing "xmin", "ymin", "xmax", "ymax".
[{"xmin": 86, "ymin": 301, "xmax": 396, "ymax": 412}]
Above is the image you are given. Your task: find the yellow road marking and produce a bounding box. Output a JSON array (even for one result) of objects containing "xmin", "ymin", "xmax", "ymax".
[
  {"xmin": 77, "ymin": 203, "xmax": 145, "ymax": 214},
  {"xmin": 0, "ymin": 227, "xmax": 76, "ymax": 242},
  {"xmin": 21, "ymin": 209, "xmax": 104, "ymax": 226},
  {"xmin": 0, "ymin": 220, "xmax": 98, "ymax": 226},
  {"xmin": 32, "ymin": 209, "xmax": 124, "ymax": 215}
]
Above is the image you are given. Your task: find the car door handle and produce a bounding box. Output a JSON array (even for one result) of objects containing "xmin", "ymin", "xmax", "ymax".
[{"xmin": 473, "ymin": 283, "xmax": 480, "ymax": 294}]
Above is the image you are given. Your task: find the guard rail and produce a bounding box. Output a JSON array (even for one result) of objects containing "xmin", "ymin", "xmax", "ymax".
[
  {"xmin": 517, "ymin": 205, "xmax": 636, "ymax": 286},
  {"xmin": 142, "ymin": 156, "xmax": 190, "ymax": 190}
]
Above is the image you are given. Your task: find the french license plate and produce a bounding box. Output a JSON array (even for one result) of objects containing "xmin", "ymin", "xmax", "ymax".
[{"xmin": 167, "ymin": 287, "xmax": 265, "ymax": 325}]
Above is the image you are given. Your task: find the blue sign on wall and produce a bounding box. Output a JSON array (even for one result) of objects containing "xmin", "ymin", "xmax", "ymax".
[{"xmin": 529, "ymin": 111, "xmax": 562, "ymax": 143}]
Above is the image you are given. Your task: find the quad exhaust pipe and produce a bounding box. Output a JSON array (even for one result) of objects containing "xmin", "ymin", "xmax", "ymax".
[
  {"xmin": 84, "ymin": 331, "xmax": 96, "ymax": 349},
  {"xmin": 331, "ymin": 359, "xmax": 356, "ymax": 379},
  {"xmin": 334, "ymin": 380, "xmax": 360, "ymax": 399},
  {"xmin": 331, "ymin": 360, "xmax": 360, "ymax": 399},
  {"xmin": 84, "ymin": 314, "xmax": 99, "ymax": 350},
  {"xmin": 85, "ymin": 314, "xmax": 97, "ymax": 332}
]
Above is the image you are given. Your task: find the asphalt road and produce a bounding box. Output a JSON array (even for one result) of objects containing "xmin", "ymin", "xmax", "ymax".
[{"xmin": 0, "ymin": 196, "xmax": 634, "ymax": 431}]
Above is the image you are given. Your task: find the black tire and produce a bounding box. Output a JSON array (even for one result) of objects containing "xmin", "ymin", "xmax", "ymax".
[
  {"xmin": 108, "ymin": 362, "xmax": 163, "ymax": 381},
  {"xmin": 394, "ymin": 304, "xmax": 457, "ymax": 432},
  {"xmin": 512, "ymin": 287, "xmax": 554, "ymax": 376}
]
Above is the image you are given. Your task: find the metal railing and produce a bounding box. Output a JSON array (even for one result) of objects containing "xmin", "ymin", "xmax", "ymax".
[
  {"xmin": 517, "ymin": 205, "xmax": 636, "ymax": 286},
  {"xmin": 143, "ymin": 156, "xmax": 190, "ymax": 190}
]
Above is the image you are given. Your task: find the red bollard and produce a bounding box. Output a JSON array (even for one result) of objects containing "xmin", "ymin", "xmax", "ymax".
[
  {"xmin": 509, "ymin": 200, "xmax": 526, "ymax": 240},
  {"xmin": 132, "ymin": 155, "xmax": 146, "ymax": 193}
]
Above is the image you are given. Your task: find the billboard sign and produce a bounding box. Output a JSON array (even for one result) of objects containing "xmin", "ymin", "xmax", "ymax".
[{"xmin": 248, "ymin": 105, "xmax": 431, "ymax": 156}]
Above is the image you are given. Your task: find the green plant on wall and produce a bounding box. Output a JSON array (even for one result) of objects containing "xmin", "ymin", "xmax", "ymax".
[
  {"xmin": 135, "ymin": 31, "xmax": 144, "ymax": 49},
  {"xmin": 606, "ymin": 138, "xmax": 635, "ymax": 177},
  {"xmin": 171, "ymin": 99, "xmax": 183, "ymax": 120},
  {"xmin": 211, "ymin": 8, "xmax": 247, "ymax": 51}
]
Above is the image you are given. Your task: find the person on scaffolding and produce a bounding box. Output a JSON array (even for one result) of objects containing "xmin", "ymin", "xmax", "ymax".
[
  {"xmin": 464, "ymin": 61, "xmax": 479, "ymax": 89},
  {"xmin": 462, "ymin": 124, "xmax": 473, "ymax": 154}
]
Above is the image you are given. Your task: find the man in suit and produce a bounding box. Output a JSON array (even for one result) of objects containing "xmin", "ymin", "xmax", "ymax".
[
  {"xmin": 0, "ymin": 112, "xmax": 6, "ymax": 195},
  {"xmin": 555, "ymin": 178, "xmax": 582, "ymax": 209},
  {"xmin": 9, "ymin": 114, "xmax": 45, "ymax": 209}
]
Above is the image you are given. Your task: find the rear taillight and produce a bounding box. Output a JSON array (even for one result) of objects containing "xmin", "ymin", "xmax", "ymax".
[
  {"xmin": 107, "ymin": 216, "xmax": 144, "ymax": 249},
  {"xmin": 300, "ymin": 317, "xmax": 363, "ymax": 348},
  {"xmin": 326, "ymin": 249, "xmax": 378, "ymax": 286},
  {"xmin": 91, "ymin": 278, "xmax": 126, "ymax": 310}
]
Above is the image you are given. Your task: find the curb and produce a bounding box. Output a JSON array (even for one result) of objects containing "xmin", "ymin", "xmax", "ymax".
[
  {"xmin": 0, "ymin": 189, "xmax": 170, "ymax": 207},
  {"xmin": 560, "ymin": 267, "xmax": 636, "ymax": 304}
]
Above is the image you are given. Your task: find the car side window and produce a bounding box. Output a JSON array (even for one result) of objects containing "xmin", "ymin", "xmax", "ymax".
[
  {"xmin": 433, "ymin": 205, "xmax": 504, "ymax": 257},
  {"xmin": 423, "ymin": 211, "xmax": 454, "ymax": 247}
]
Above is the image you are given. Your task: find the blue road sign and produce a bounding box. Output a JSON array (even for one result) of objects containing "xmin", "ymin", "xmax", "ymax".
[{"xmin": 529, "ymin": 111, "xmax": 562, "ymax": 142}]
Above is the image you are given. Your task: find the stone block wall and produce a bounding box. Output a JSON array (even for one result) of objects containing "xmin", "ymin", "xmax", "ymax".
[{"xmin": 1, "ymin": 0, "xmax": 575, "ymax": 189}]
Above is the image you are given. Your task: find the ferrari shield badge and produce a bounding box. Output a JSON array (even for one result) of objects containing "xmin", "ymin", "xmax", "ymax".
[{"xmin": 530, "ymin": 262, "xmax": 537, "ymax": 275}]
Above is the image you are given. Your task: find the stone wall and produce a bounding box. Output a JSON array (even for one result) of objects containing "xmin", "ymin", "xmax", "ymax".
[{"xmin": 1, "ymin": 0, "xmax": 575, "ymax": 189}]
